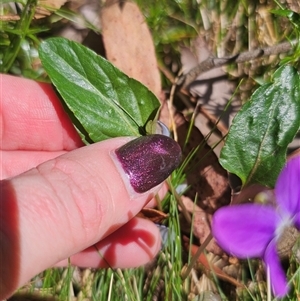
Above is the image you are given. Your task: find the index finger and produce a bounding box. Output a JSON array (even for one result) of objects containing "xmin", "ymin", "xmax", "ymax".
[{"xmin": 1, "ymin": 74, "xmax": 83, "ymax": 151}]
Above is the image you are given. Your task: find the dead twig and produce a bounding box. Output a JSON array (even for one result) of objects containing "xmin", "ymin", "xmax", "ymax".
[
  {"xmin": 0, "ymin": 15, "xmax": 20, "ymax": 21},
  {"xmin": 180, "ymin": 41, "xmax": 295, "ymax": 88}
]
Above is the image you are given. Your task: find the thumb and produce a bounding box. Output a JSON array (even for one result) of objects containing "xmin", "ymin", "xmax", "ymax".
[{"xmin": 0, "ymin": 134, "xmax": 181, "ymax": 299}]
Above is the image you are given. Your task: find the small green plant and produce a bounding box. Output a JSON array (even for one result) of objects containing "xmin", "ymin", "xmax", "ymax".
[{"xmin": 220, "ymin": 65, "xmax": 300, "ymax": 188}]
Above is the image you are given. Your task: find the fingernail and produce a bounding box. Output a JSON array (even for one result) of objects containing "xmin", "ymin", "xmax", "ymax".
[{"xmin": 114, "ymin": 134, "xmax": 182, "ymax": 193}]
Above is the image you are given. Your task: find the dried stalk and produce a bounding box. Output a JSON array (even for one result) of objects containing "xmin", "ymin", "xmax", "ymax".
[{"xmin": 180, "ymin": 41, "xmax": 296, "ymax": 88}]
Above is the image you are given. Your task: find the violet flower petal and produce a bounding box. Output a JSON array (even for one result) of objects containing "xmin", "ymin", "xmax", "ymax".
[
  {"xmin": 212, "ymin": 204, "xmax": 280, "ymax": 258},
  {"xmin": 275, "ymin": 156, "xmax": 300, "ymax": 219},
  {"xmin": 294, "ymin": 212, "xmax": 300, "ymax": 229},
  {"xmin": 264, "ymin": 239, "xmax": 289, "ymax": 297}
]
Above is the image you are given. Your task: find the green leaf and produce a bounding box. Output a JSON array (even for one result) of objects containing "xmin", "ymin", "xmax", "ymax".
[
  {"xmin": 38, "ymin": 37, "xmax": 160, "ymax": 142},
  {"xmin": 220, "ymin": 65, "xmax": 300, "ymax": 188},
  {"xmin": 2, "ymin": 0, "xmax": 26, "ymax": 3}
]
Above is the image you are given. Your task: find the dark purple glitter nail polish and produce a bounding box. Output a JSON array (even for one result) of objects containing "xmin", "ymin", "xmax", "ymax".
[{"xmin": 115, "ymin": 134, "xmax": 182, "ymax": 193}]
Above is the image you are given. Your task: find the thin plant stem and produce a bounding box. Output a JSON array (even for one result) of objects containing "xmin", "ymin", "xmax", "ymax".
[
  {"xmin": 267, "ymin": 266, "xmax": 271, "ymax": 301},
  {"xmin": 2, "ymin": 0, "xmax": 37, "ymax": 72},
  {"xmin": 180, "ymin": 40, "xmax": 295, "ymax": 88},
  {"xmin": 181, "ymin": 232, "xmax": 213, "ymax": 279},
  {"xmin": 167, "ymin": 177, "xmax": 191, "ymax": 224},
  {"xmin": 108, "ymin": 272, "xmax": 114, "ymax": 301}
]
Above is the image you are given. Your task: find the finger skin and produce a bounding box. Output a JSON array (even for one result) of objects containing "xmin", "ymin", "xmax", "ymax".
[
  {"xmin": 0, "ymin": 74, "xmax": 83, "ymax": 151},
  {"xmin": 0, "ymin": 74, "xmax": 83, "ymax": 179},
  {"xmin": 56, "ymin": 217, "xmax": 161, "ymax": 268},
  {"xmin": 0, "ymin": 138, "xmax": 161, "ymax": 299},
  {"xmin": 1, "ymin": 150, "xmax": 67, "ymax": 179},
  {"xmin": 1, "ymin": 74, "xmax": 164, "ymax": 297}
]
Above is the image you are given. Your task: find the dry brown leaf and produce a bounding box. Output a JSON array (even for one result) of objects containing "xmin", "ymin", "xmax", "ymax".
[
  {"xmin": 181, "ymin": 196, "xmax": 222, "ymax": 254},
  {"xmin": 177, "ymin": 122, "xmax": 230, "ymax": 213},
  {"xmin": 137, "ymin": 208, "xmax": 168, "ymax": 223},
  {"xmin": 286, "ymin": 0, "xmax": 300, "ymax": 12},
  {"xmin": 175, "ymin": 120, "xmax": 230, "ymax": 253},
  {"xmin": 101, "ymin": 0, "xmax": 161, "ymax": 97},
  {"xmin": 35, "ymin": 0, "xmax": 68, "ymax": 18},
  {"xmin": 181, "ymin": 37, "xmax": 240, "ymax": 128},
  {"xmin": 185, "ymin": 242, "xmax": 243, "ymax": 288}
]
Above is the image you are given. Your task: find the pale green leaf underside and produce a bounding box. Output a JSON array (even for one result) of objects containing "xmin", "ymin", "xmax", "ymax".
[
  {"xmin": 220, "ymin": 65, "xmax": 300, "ymax": 188},
  {"xmin": 39, "ymin": 37, "xmax": 160, "ymax": 142}
]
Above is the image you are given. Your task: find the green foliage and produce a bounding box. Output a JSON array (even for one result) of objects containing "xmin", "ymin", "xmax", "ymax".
[
  {"xmin": 39, "ymin": 37, "xmax": 161, "ymax": 143},
  {"xmin": 1, "ymin": 0, "xmax": 26, "ymax": 3},
  {"xmin": 135, "ymin": 0, "xmax": 199, "ymax": 45},
  {"xmin": 1, "ymin": 0, "xmax": 38, "ymax": 73},
  {"xmin": 0, "ymin": 0, "xmax": 98, "ymax": 77},
  {"xmin": 220, "ymin": 65, "xmax": 300, "ymax": 188},
  {"xmin": 0, "ymin": 0, "xmax": 51, "ymax": 78},
  {"xmin": 134, "ymin": 0, "xmax": 200, "ymax": 86}
]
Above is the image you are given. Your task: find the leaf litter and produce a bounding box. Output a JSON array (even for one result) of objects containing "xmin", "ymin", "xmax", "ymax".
[{"xmin": 101, "ymin": 0, "xmax": 161, "ymax": 98}]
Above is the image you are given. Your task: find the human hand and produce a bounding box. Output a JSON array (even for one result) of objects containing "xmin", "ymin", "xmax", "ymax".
[{"xmin": 0, "ymin": 74, "xmax": 181, "ymax": 299}]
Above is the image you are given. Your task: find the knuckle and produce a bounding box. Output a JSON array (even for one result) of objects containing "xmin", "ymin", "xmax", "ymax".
[{"xmin": 36, "ymin": 156, "xmax": 114, "ymax": 242}]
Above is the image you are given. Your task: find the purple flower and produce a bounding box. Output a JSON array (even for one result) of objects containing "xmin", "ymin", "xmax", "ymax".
[{"xmin": 212, "ymin": 156, "xmax": 300, "ymax": 297}]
